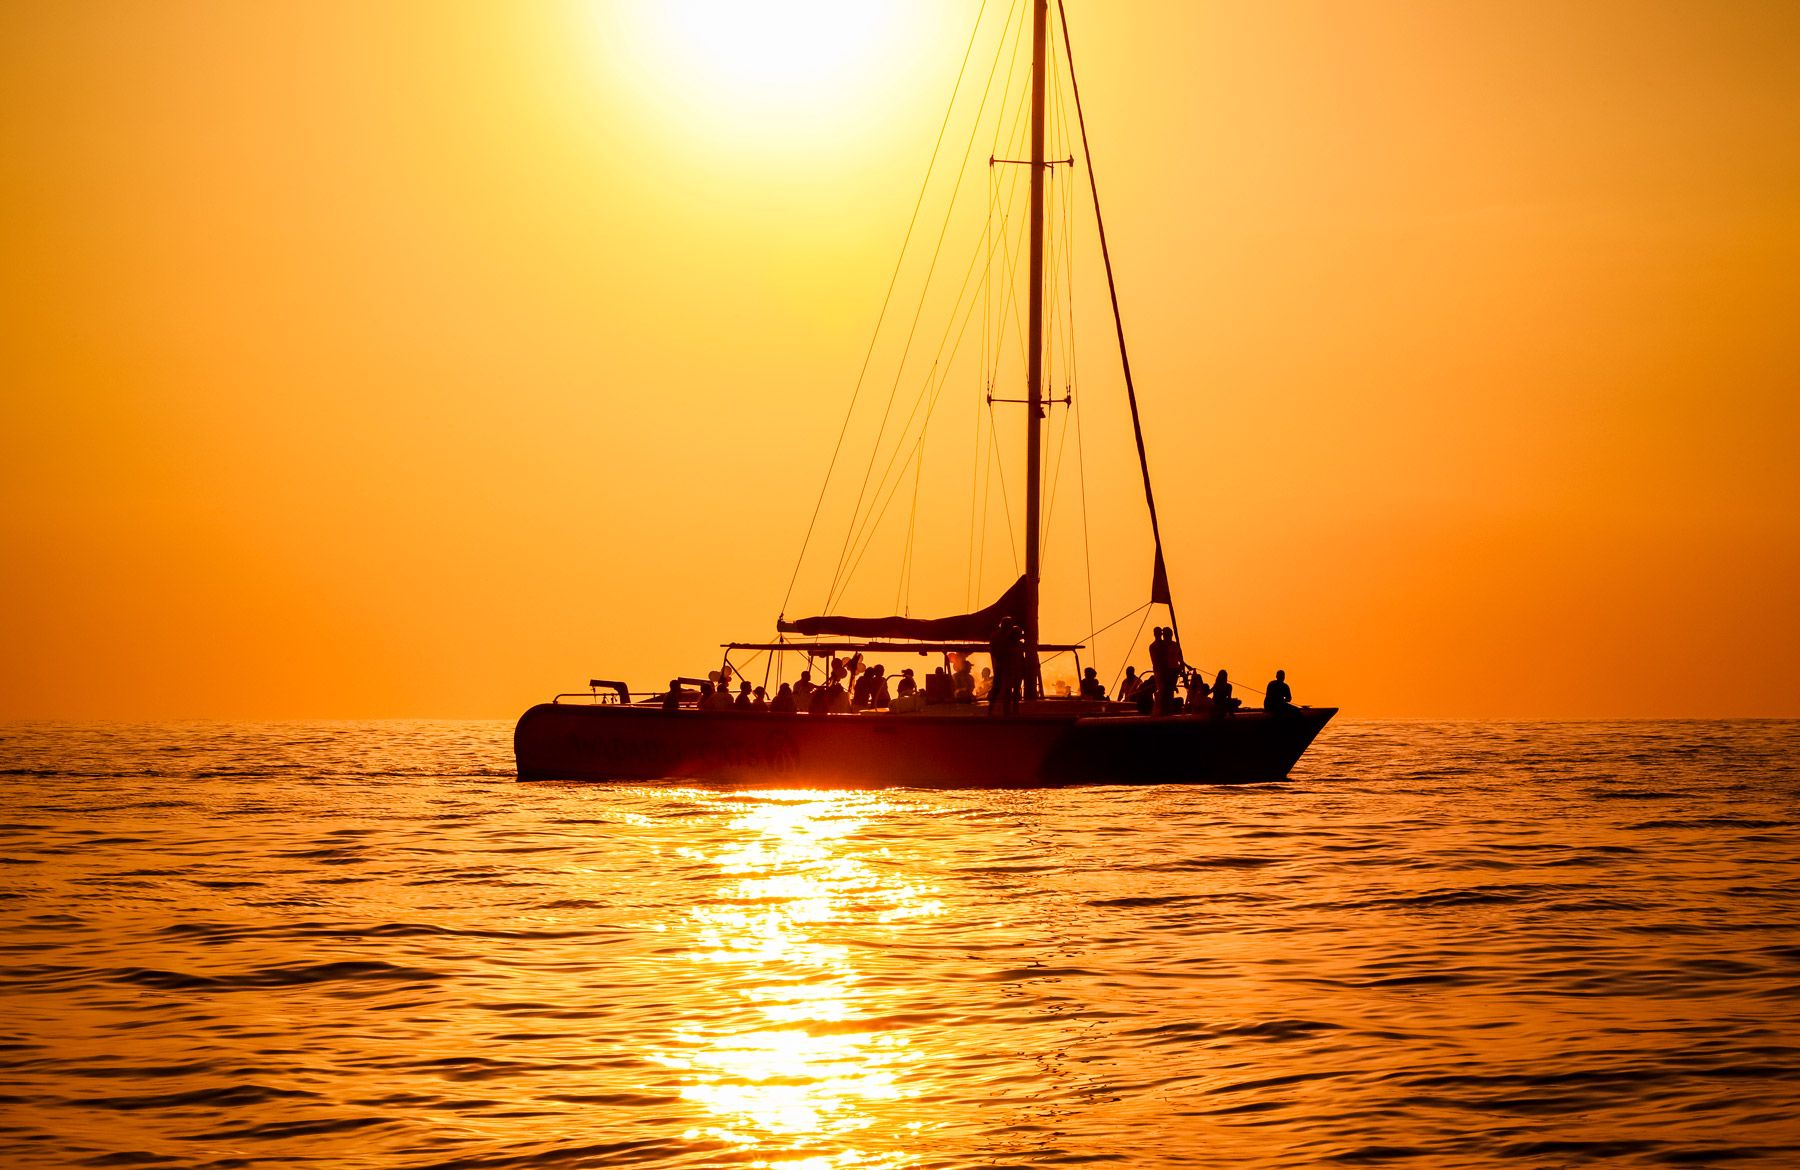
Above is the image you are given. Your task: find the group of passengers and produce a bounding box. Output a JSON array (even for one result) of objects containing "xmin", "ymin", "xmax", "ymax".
[
  {"xmin": 1073, "ymin": 625, "xmax": 1304, "ymax": 719},
  {"xmin": 663, "ymin": 621, "xmax": 1300, "ymax": 719},
  {"xmin": 661, "ymin": 651, "xmax": 1002, "ymax": 717}
]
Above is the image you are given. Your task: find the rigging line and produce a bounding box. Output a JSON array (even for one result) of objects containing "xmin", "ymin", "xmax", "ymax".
[
  {"xmin": 778, "ymin": 0, "xmax": 994, "ymax": 620},
  {"xmin": 826, "ymin": 124, "xmax": 1037, "ymax": 611},
  {"xmin": 901, "ymin": 443, "xmax": 926, "ymax": 614},
  {"xmin": 1041, "ymin": 364, "xmax": 1075, "ymax": 576},
  {"xmin": 968, "ymin": 341, "xmax": 985, "ymax": 605},
  {"xmin": 1071, "ymin": 319, "xmax": 1097, "ymax": 677},
  {"xmin": 988, "ymin": 400, "xmax": 1021, "ymax": 574},
  {"xmin": 987, "ymin": 34, "xmax": 1038, "ymax": 384},
  {"xmin": 825, "ymin": 224, "xmax": 1004, "ymax": 609},
  {"xmin": 823, "ymin": 0, "xmax": 1024, "ymax": 612},
  {"xmin": 973, "ymin": 77, "xmax": 1035, "ymax": 602},
  {"xmin": 974, "ymin": 402, "xmax": 996, "ymax": 604},
  {"xmin": 970, "ymin": 131, "xmax": 1023, "ymax": 606},
  {"xmin": 1110, "ymin": 601, "xmax": 1155, "ymax": 700},
  {"xmin": 984, "ymin": 34, "xmax": 1033, "ymax": 407},
  {"xmin": 1057, "ymin": 0, "xmax": 1182, "ymax": 643},
  {"xmin": 971, "ymin": 173, "xmax": 994, "ymax": 610},
  {"xmin": 1040, "ymin": 600, "xmax": 1151, "ymax": 667},
  {"xmin": 830, "ymin": 257, "xmax": 1000, "ymax": 604}
]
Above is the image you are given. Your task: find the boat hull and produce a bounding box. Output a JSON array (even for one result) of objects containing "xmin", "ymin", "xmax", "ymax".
[{"xmin": 513, "ymin": 703, "xmax": 1336, "ymax": 787}]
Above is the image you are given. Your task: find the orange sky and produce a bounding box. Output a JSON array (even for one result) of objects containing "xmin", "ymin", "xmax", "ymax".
[{"xmin": 3, "ymin": 1, "xmax": 1797, "ymax": 720}]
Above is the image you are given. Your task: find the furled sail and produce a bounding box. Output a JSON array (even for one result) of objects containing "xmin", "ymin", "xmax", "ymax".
[{"xmin": 778, "ymin": 576, "xmax": 1027, "ymax": 642}]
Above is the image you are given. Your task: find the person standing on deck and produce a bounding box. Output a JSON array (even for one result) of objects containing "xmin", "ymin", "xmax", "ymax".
[
  {"xmin": 1148, "ymin": 628, "xmax": 1179, "ymax": 714},
  {"xmin": 989, "ymin": 620, "xmax": 1023, "ymax": 716}
]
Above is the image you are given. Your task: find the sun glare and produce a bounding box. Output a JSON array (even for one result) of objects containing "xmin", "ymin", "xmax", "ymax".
[{"xmin": 607, "ymin": 0, "xmax": 917, "ymax": 146}]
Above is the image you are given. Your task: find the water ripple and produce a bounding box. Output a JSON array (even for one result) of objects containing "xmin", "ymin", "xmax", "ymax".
[{"xmin": 0, "ymin": 719, "xmax": 1795, "ymax": 1168}]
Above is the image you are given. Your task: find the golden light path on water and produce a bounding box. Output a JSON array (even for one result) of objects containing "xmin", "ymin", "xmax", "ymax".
[
  {"xmin": 650, "ymin": 791, "xmax": 943, "ymax": 1168},
  {"xmin": 4, "ymin": 724, "xmax": 1800, "ymax": 1168}
]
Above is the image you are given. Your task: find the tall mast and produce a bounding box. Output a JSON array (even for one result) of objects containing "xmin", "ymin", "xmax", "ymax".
[{"xmin": 1022, "ymin": 0, "xmax": 1048, "ymax": 696}]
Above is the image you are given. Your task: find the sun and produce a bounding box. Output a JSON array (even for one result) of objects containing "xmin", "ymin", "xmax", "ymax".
[
  {"xmin": 656, "ymin": 1, "xmax": 896, "ymax": 100},
  {"xmin": 604, "ymin": 0, "xmax": 921, "ymax": 146}
]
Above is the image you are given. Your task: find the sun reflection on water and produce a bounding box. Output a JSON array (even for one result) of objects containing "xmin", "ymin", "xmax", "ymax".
[{"xmin": 651, "ymin": 790, "xmax": 944, "ymax": 1166}]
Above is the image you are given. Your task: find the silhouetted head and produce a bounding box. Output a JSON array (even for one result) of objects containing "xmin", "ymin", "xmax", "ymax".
[
  {"xmin": 873, "ymin": 664, "xmax": 885, "ymax": 677},
  {"xmin": 799, "ymin": 669, "xmax": 811, "ymax": 683},
  {"xmin": 669, "ymin": 679, "xmax": 681, "ymax": 690},
  {"xmin": 776, "ymin": 683, "xmax": 792, "ymax": 697},
  {"xmin": 699, "ymin": 682, "xmax": 713, "ymax": 696},
  {"xmin": 1215, "ymin": 669, "xmax": 1228, "ymax": 683},
  {"xmin": 1084, "ymin": 667, "xmax": 1097, "ymax": 679},
  {"xmin": 739, "ymin": 680, "xmax": 751, "ymax": 694},
  {"xmin": 1124, "ymin": 666, "xmax": 1137, "ymax": 678},
  {"xmin": 753, "ymin": 686, "xmax": 766, "ymax": 698},
  {"xmin": 902, "ymin": 668, "xmax": 913, "ymax": 678},
  {"xmin": 1276, "ymin": 669, "xmax": 1285, "ymax": 682}
]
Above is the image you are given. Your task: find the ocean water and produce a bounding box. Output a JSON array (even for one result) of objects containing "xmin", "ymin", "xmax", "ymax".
[{"xmin": 1, "ymin": 721, "xmax": 1797, "ymax": 1169}]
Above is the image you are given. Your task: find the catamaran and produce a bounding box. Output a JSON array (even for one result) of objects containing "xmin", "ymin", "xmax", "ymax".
[{"xmin": 515, "ymin": 0, "xmax": 1335, "ymax": 785}]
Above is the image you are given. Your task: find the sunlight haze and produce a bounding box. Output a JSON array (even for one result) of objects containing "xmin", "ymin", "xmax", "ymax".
[{"xmin": 2, "ymin": 0, "xmax": 1796, "ymax": 720}]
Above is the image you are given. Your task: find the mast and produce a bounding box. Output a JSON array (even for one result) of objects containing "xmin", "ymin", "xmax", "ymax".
[{"xmin": 1023, "ymin": 0, "xmax": 1048, "ymax": 697}]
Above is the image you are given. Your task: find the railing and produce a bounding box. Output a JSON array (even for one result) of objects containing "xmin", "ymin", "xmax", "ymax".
[
  {"xmin": 552, "ymin": 677, "xmax": 714, "ymax": 706},
  {"xmin": 553, "ymin": 679, "xmax": 632, "ymax": 705}
]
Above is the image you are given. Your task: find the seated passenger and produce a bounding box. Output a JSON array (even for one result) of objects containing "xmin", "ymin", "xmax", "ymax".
[
  {"xmin": 925, "ymin": 666, "xmax": 954, "ymax": 706},
  {"xmin": 952, "ymin": 658, "xmax": 976, "ymax": 703},
  {"xmin": 869, "ymin": 664, "xmax": 891, "ymax": 709},
  {"xmin": 1212, "ymin": 668, "xmax": 1242, "ymax": 717},
  {"xmin": 662, "ymin": 679, "xmax": 686, "ymax": 711},
  {"xmin": 1184, "ymin": 671, "xmax": 1212, "ymax": 716},
  {"xmin": 735, "ymin": 680, "xmax": 754, "ymax": 709},
  {"xmin": 826, "ymin": 680, "xmax": 851, "ymax": 714},
  {"xmin": 1118, "ymin": 667, "xmax": 1141, "ymax": 702},
  {"xmin": 975, "ymin": 667, "xmax": 994, "ymax": 699},
  {"xmin": 751, "ymin": 685, "xmax": 769, "ymax": 712},
  {"xmin": 895, "ymin": 668, "xmax": 918, "ymax": 698},
  {"xmin": 852, "ymin": 670, "xmax": 876, "ymax": 710},
  {"xmin": 770, "ymin": 683, "xmax": 797, "ymax": 714},
  {"xmin": 695, "ymin": 681, "xmax": 716, "ymax": 710},
  {"xmin": 808, "ymin": 683, "xmax": 832, "ymax": 716},
  {"xmin": 1135, "ymin": 680, "xmax": 1155, "ymax": 714},
  {"xmin": 1079, "ymin": 667, "xmax": 1107, "ymax": 701},
  {"xmin": 793, "ymin": 670, "xmax": 816, "ymax": 704},
  {"xmin": 1263, "ymin": 669, "xmax": 1297, "ymax": 715}
]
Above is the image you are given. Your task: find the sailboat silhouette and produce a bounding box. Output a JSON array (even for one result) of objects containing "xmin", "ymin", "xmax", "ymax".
[{"xmin": 515, "ymin": 1, "xmax": 1336, "ymax": 785}]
